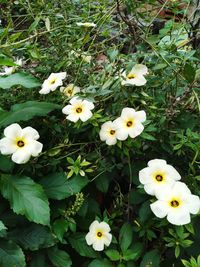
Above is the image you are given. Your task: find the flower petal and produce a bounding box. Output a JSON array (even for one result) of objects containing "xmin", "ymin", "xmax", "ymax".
[
  {"xmin": 82, "ymin": 100, "xmax": 94, "ymax": 110},
  {"xmin": 148, "ymin": 159, "xmax": 167, "ymax": 168},
  {"xmin": 92, "ymin": 239, "xmax": 104, "ymax": 251},
  {"xmin": 128, "ymin": 123, "xmax": 144, "ymax": 138},
  {"xmin": 121, "ymin": 107, "xmax": 135, "ymax": 119},
  {"xmin": 134, "ymin": 110, "xmax": 146, "ymax": 123},
  {"xmin": 4, "ymin": 123, "xmax": 22, "ymax": 139},
  {"xmin": 85, "ymin": 232, "xmax": 94, "ymax": 246},
  {"xmin": 131, "ymin": 64, "xmax": 148, "ymax": 75},
  {"xmin": 167, "ymin": 209, "xmax": 191, "ymax": 225},
  {"xmin": 103, "ymin": 233, "xmax": 112, "ymax": 246},
  {"xmin": 62, "ymin": 105, "xmax": 73, "ymax": 115},
  {"xmin": 115, "ymin": 129, "xmax": 129, "ymax": 141},
  {"xmin": 89, "ymin": 220, "xmax": 100, "ymax": 232},
  {"xmin": 0, "ymin": 137, "xmax": 17, "ymax": 155},
  {"xmin": 29, "ymin": 140, "xmax": 43, "ymax": 157},
  {"xmin": 66, "ymin": 114, "xmax": 80, "ymax": 122},
  {"xmin": 11, "ymin": 148, "xmax": 32, "ymax": 164},
  {"xmin": 186, "ymin": 195, "xmax": 200, "ymax": 214},
  {"xmin": 150, "ymin": 200, "xmax": 169, "ymax": 218},
  {"xmin": 79, "ymin": 110, "xmax": 93, "ymax": 122},
  {"xmin": 22, "ymin": 127, "xmax": 40, "ymax": 140}
]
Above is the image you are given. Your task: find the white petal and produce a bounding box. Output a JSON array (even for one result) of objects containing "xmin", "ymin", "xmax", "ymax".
[
  {"xmin": 150, "ymin": 200, "xmax": 169, "ymax": 218},
  {"xmin": 79, "ymin": 110, "xmax": 93, "ymax": 122},
  {"xmin": 134, "ymin": 110, "xmax": 146, "ymax": 123},
  {"xmin": 4, "ymin": 123, "xmax": 22, "ymax": 139},
  {"xmin": 21, "ymin": 127, "xmax": 40, "ymax": 140},
  {"xmin": 139, "ymin": 167, "xmax": 152, "ymax": 184},
  {"xmin": 99, "ymin": 221, "xmax": 111, "ymax": 232},
  {"xmin": 92, "ymin": 239, "xmax": 104, "ymax": 251},
  {"xmin": 103, "ymin": 233, "xmax": 112, "ymax": 246},
  {"xmin": 173, "ymin": 182, "xmax": 191, "ymax": 195},
  {"xmin": 39, "ymin": 86, "xmax": 51, "ymax": 94},
  {"xmin": 82, "ymin": 100, "xmax": 94, "ymax": 110},
  {"xmin": 69, "ymin": 97, "xmax": 80, "ymax": 105},
  {"xmin": 11, "ymin": 148, "xmax": 31, "ymax": 164},
  {"xmin": 121, "ymin": 107, "xmax": 135, "ymax": 119},
  {"xmin": 106, "ymin": 137, "xmax": 117, "ymax": 146},
  {"xmin": 148, "ymin": 159, "xmax": 167, "ymax": 168},
  {"xmin": 66, "ymin": 114, "xmax": 80, "ymax": 122},
  {"xmin": 167, "ymin": 209, "xmax": 191, "ymax": 225},
  {"xmin": 89, "ymin": 220, "xmax": 100, "ymax": 232},
  {"xmin": 144, "ymin": 180, "xmax": 175, "ymax": 196},
  {"xmin": 132, "ymin": 76, "xmax": 147, "ymax": 86},
  {"xmin": 29, "ymin": 140, "xmax": 43, "ymax": 157},
  {"xmin": 62, "ymin": 105, "xmax": 73, "ymax": 115},
  {"xmin": 85, "ymin": 232, "xmax": 95, "ymax": 246},
  {"xmin": 166, "ymin": 165, "xmax": 181, "ymax": 181},
  {"xmin": 115, "ymin": 129, "xmax": 129, "ymax": 141},
  {"xmin": 131, "ymin": 64, "xmax": 148, "ymax": 75},
  {"xmin": 186, "ymin": 195, "xmax": 200, "ymax": 214},
  {"xmin": 0, "ymin": 137, "xmax": 17, "ymax": 155},
  {"xmin": 128, "ymin": 123, "xmax": 144, "ymax": 138}
]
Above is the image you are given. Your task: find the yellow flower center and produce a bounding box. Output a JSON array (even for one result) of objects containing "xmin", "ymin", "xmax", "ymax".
[
  {"xmin": 17, "ymin": 140, "xmax": 25, "ymax": 148},
  {"xmin": 76, "ymin": 107, "xmax": 83, "ymax": 113},
  {"xmin": 126, "ymin": 120, "xmax": 133, "ymax": 127},
  {"xmin": 170, "ymin": 199, "xmax": 180, "ymax": 208},
  {"xmin": 49, "ymin": 78, "xmax": 56, "ymax": 85},
  {"xmin": 96, "ymin": 231, "xmax": 102, "ymax": 237},
  {"xmin": 127, "ymin": 73, "xmax": 136, "ymax": 79},
  {"xmin": 155, "ymin": 174, "xmax": 163, "ymax": 182},
  {"xmin": 67, "ymin": 89, "xmax": 73, "ymax": 95},
  {"xmin": 110, "ymin": 130, "xmax": 115, "ymax": 135}
]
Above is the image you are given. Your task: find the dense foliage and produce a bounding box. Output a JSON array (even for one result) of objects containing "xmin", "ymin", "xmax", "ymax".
[{"xmin": 0, "ymin": 0, "xmax": 199, "ymax": 266}]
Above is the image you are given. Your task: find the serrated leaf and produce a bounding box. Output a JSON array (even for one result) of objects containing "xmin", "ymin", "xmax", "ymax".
[
  {"xmin": 0, "ymin": 175, "xmax": 50, "ymax": 225},
  {"xmin": 0, "ymin": 72, "xmax": 41, "ymax": 89},
  {"xmin": 47, "ymin": 247, "xmax": 72, "ymax": 267},
  {"xmin": 40, "ymin": 172, "xmax": 89, "ymax": 200},
  {"xmin": 68, "ymin": 233, "xmax": 98, "ymax": 258},
  {"xmin": 0, "ymin": 240, "xmax": 26, "ymax": 267},
  {"xmin": 0, "ymin": 101, "xmax": 60, "ymax": 127},
  {"xmin": 8, "ymin": 224, "xmax": 56, "ymax": 250}
]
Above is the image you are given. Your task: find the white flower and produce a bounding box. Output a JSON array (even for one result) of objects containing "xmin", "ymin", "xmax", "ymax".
[
  {"xmin": 99, "ymin": 121, "xmax": 118, "ymax": 146},
  {"xmin": 62, "ymin": 97, "xmax": 94, "ymax": 122},
  {"xmin": 0, "ymin": 58, "xmax": 23, "ymax": 76},
  {"xmin": 85, "ymin": 220, "xmax": 112, "ymax": 251},
  {"xmin": 150, "ymin": 181, "xmax": 200, "ymax": 225},
  {"xmin": 60, "ymin": 84, "xmax": 80, "ymax": 97},
  {"xmin": 39, "ymin": 72, "xmax": 66, "ymax": 94},
  {"xmin": 76, "ymin": 22, "xmax": 97, "ymax": 28},
  {"xmin": 0, "ymin": 123, "xmax": 43, "ymax": 164},
  {"xmin": 121, "ymin": 64, "xmax": 148, "ymax": 86},
  {"xmin": 139, "ymin": 159, "xmax": 181, "ymax": 196},
  {"xmin": 113, "ymin": 107, "xmax": 146, "ymax": 141}
]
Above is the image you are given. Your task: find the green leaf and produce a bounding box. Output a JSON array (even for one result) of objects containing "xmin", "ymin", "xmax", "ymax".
[
  {"xmin": 0, "ymin": 240, "xmax": 25, "ymax": 267},
  {"xmin": 68, "ymin": 233, "xmax": 98, "ymax": 258},
  {"xmin": 175, "ymin": 246, "xmax": 180, "ymax": 258},
  {"xmin": 40, "ymin": 172, "xmax": 89, "ymax": 200},
  {"xmin": 88, "ymin": 259, "xmax": 113, "ymax": 267},
  {"xmin": 105, "ymin": 249, "xmax": 120, "ymax": 261},
  {"xmin": 52, "ymin": 219, "xmax": 68, "ymax": 242},
  {"xmin": 0, "ymin": 175, "xmax": 50, "ymax": 226},
  {"xmin": 47, "ymin": 247, "xmax": 72, "ymax": 267},
  {"xmin": 123, "ymin": 243, "xmax": 143, "ymax": 261},
  {"xmin": 0, "ymin": 155, "xmax": 14, "ymax": 172},
  {"xmin": 0, "ymin": 72, "xmax": 41, "ymax": 89},
  {"xmin": 0, "ymin": 101, "xmax": 60, "ymax": 127},
  {"xmin": 8, "ymin": 224, "xmax": 56, "ymax": 251},
  {"xmin": 140, "ymin": 249, "xmax": 160, "ymax": 267},
  {"xmin": 95, "ymin": 173, "xmax": 111, "ymax": 193},
  {"xmin": 183, "ymin": 64, "xmax": 196, "ymax": 83},
  {"xmin": 119, "ymin": 223, "xmax": 133, "ymax": 253},
  {"xmin": 30, "ymin": 252, "xmax": 46, "ymax": 267},
  {"xmin": 181, "ymin": 259, "xmax": 192, "ymax": 267},
  {"xmin": 0, "ymin": 221, "xmax": 7, "ymax": 231},
  {"xmin": 0, "ymin": 57, "xmax": 16, "ymax": 66}
]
